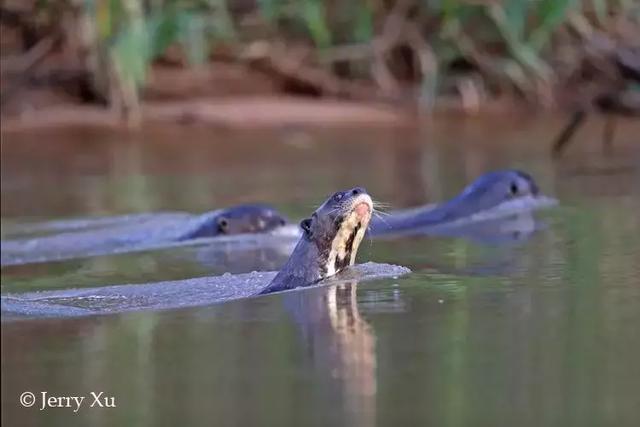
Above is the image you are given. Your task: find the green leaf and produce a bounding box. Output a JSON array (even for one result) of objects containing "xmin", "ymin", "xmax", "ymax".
[
  {"xmin": 179, "ymin": 13, "xmax": 208, "ymax": 65},
  {"xmin": 504, "ymin": 0, "xmax": 528, "ymax": 39},
  {"xmin": 487, "ymin": 3, "xmax": 551, "ymax": 79},
  {"xmin": 353, "ymin": 2, "xmax": 373, "ymax": 43},
  {"xmin": 530, "ymin": 0, "xmax": 575, "ymax": 51},
  {"xmin": 257, "ymin": 0, "xmax": 286, "ymax": 22},
  {"xmin": 300, "ymin": 0, "xmax": 332, "ymax": 48},
  {"xmin": 147, "ymin": 9, "xmax": 181, "ymax": 58},
  {"xmin": 111, "ymin": 23, "xmax": 149, "ymax": 85}
]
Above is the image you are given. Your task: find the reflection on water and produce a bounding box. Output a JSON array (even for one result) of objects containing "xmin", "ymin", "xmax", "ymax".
[
  {"xmin": 2, "ymin": 114, "xmax": 640, "ymax": 426},
  {"xmin": 285, "ymin": 282, "xmax": 379, "ymax": 427}
]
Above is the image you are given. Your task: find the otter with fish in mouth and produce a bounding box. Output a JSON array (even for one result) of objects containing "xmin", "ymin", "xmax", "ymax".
[{"xmin": 260, "ymin": 187, "xmax": 373, "ymax": 294}]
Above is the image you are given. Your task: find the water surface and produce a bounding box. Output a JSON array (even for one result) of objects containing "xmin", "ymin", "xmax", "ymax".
[{"xmin": 2, "ymin": 115, "xmax": 640, "ymax": 426}]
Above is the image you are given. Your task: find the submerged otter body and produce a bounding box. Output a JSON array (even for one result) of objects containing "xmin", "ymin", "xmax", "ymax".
[
  {"xmin": 368, "ymin": 170, "xmax": 552, "ymax": 237},
  {"xmin": 261, "ymin": 187, "xmax": 373, "ymax": 294},
  {"xmin": 1, "ymin": 204, "xmax": 290, "ymax": 266}
]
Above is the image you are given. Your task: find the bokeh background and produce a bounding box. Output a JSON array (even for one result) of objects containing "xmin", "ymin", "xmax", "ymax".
[{"xmin": 1, "ymin": 0, "xmax": 638, "ymax": 124}]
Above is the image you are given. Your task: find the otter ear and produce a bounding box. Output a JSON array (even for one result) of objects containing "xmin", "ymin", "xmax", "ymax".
[{"xmin": 300, "ymin": 218, "xmax": 312, "ymax": 236}]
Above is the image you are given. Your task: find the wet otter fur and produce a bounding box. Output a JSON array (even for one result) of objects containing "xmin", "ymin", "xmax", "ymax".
[
  {"xmin": 369, "ymin": 170, "xmax": 545, "ymax": 236},
  {"xmin": 179, "ymin": 204, "xmax": 289, "ymax": 239},
  {"xmin": 260, "ymin": 187, "xmax": 373, "ymax": 294}
]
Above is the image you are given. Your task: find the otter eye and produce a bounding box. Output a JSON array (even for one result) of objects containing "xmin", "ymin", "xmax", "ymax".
[
  {"xmin": 333, "ymin": 192, "xmax": 344, "ymax": 202},
  {"xmin": 217, "ymin": 217, "xmax": 229, "ymax": 233},
  {"xmin": 300, "ymin": 218, "xmax": 312, "ymax": 236},
  {"xmin": 510, "ymin": 182, "xmax": 519, "ymax": 196},
  {"xmin": 279, "ymin": 218, "xmax": 287, "ymax": 226}
]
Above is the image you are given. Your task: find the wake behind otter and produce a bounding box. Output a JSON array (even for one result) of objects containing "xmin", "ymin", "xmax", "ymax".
[{"xmin": 1, "ymin": 263, "xmax": 410, "ymax": 319}]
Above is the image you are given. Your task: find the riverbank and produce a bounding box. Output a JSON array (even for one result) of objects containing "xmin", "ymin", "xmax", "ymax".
[
  {"xmin": 1, "ymin": 60, "xmax": 524, "ymax": 133},
  {"xmin": 0, "ymin": 96, "xmax": 416, "ymax": 133},
  {"xmin": 2, "ymin": 1, "xmax": 637, "ymax": 134}
]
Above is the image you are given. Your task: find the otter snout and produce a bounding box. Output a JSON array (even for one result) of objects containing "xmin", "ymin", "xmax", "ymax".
[
  {"xmin": 344, "ymin": 187, "xmax": 371, "ymax": 206},
  {"xmin": 355, "ymin": 202, "xmax": 371, "ymax": 219},
  {"xmin": 347, "ymin": 188, "xmax": 373, "ymax": 223}
]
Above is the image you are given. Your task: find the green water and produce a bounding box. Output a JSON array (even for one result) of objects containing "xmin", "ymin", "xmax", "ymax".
[{"xmin": 2, "ymin": 115, "xmax": 640, "ymax": 426}]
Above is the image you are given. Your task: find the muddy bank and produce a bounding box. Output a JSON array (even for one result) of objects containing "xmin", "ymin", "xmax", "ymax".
[{"xmin": 0, "ymin": 96, "xmax": 417, "ymax": 133}]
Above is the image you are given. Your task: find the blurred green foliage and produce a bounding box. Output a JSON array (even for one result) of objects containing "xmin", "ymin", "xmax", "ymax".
[
  {"xmin": 23, "ymin": 0, "xmax": 638, "ymax": 109},
  {"xmin": 82, "ymin": 0, "xmax": 237, "ymax": 106}
]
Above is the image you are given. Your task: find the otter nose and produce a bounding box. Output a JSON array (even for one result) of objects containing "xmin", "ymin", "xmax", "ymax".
[{"xmin": 351, "ymin": 187, "xmax": 366, "ymax": 196}]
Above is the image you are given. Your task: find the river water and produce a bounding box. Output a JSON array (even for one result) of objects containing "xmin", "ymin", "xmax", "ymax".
[{"xmin": 2, "ymin": 114, "xmax": 640, "ymax": 426}]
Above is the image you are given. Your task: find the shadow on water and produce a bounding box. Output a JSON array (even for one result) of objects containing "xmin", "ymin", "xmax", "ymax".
[{"xmin": 2, "ymin": 114, "xmax": 640, "ymax": 426}]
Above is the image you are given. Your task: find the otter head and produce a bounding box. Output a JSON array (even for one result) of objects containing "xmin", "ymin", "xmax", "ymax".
[
  {"xmin": 215, "ymin": 204, "xmax": 289, "ymax": 235},
  {"xmin": 461, "ymin": 169, "xmax": 538, "ymax": 198},
  {"xmin": 505, "ymin": 170, "xmax": 539, "ymax": 198},
  {"xmin": 300, "ymin": 187, "xmax": 373, "ymax": 280},
  {"xmin": 453, "ymin": 169, "xmax": 542, "ymax": 217}
]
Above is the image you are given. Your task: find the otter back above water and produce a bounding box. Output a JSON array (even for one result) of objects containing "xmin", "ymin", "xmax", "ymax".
[{"xmin": 1, "ymin": 262, "xmax": 410, "ymax": 320}]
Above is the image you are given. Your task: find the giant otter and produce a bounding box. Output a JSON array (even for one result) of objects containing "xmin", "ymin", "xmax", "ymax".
[
  {"xmin": 260, "ymin": 187, "xmax": 373, "ymax": 294},
  {"xmin": 1, "ymin": 204, "xmax": 290, "ymax": 266},
  {"xmin": 368, "ymin": 170, "xmax": 550, "ymax": 237}
]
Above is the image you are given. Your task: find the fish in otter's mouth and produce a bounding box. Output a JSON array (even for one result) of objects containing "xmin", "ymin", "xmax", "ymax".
[{"xmin": 325, "ymin": 196, "xmax": 372, "ymax": 277}]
